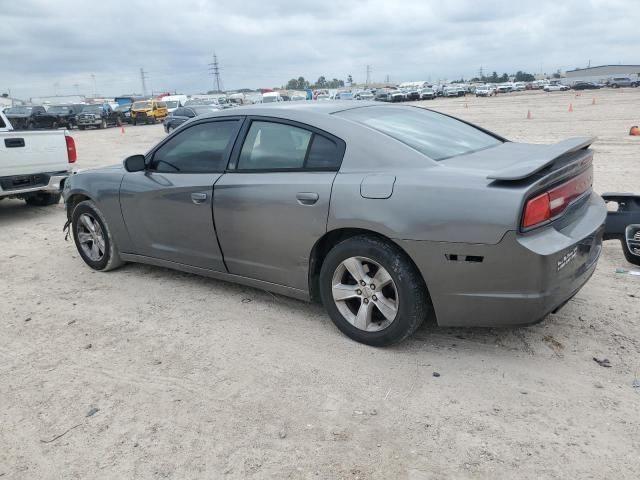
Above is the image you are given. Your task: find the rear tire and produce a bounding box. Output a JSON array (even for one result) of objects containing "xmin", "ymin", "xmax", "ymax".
[
  {"xmin": 319, "ymin": 235, "xmax": 429, "ymax": 346},
  {"xmin": 71, "ymin": 200, "xmax": 124, "ymax": 271},
  {"xmin": 25, "ymin": 192, "xmax": 61, "ymax": 206}
]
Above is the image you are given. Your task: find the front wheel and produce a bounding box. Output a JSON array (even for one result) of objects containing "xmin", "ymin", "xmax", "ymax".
[
  {"xmin": 71, "ymin": 200, "xmax": 124, "ymax": 271},
  {"xmin": 319, "ymin": 235, "xmax": 429, "ymax": 346}
]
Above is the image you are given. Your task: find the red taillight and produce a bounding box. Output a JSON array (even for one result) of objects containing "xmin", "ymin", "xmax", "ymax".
[
  {"xmin": 523, "ymin": 192, "xmax": 551, "ymax": 228},
  {"xmin": 65, "ymin": 135, "xmax": 77, "ymax": 163},
  {"xmin": 522, "ymin": 169, "xmax": 592, "ymax": 229}
]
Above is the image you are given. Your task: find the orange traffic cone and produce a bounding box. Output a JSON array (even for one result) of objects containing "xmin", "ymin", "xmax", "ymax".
[
  {"xmin": 527, "ymin": 110, "xmax": 532, "ymax": 119},
  {"xmin": 121, "ymin": 126, "xmax": 125, "ymax": 134},
  {"xmin": 568, "ymin": 103, "xmax": 573, "ymax": 112},
  {"xmin": 592, "ymin": 97, "xmax": 596, "ymax": 105}
]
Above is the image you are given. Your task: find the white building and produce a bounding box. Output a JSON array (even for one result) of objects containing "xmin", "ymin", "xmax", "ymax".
[{"xmin": 564, "ymin": 65, "xmax": 640, "ymax": 85}]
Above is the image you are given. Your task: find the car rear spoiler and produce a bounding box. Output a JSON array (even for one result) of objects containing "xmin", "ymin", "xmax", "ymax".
[{"xmin": 487, "ymin": 136, "xmax": 595, "ymax": 181}]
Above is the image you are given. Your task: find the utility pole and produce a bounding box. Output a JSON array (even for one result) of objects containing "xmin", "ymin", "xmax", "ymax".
[
  {"xmin": 140, "ymin": 67, "xmax": 148, "ymax": 97},
  {"xmin": 384, "ymin": 74, "xmax": 390, "ymax": 84},
  {"xmin": 208, "ymin": 53, "xmax": 223, "ymax": 93},
  {"xmin": 90, "ymin": 74, "xmax": 96, "ymax": 98},
  {"xmin": 478, "ymin": 66, "xmax": 484, "ymax": 80},
  {"xmin": 365, "ymin": 64, "xmax": 372, "ymax": 86}
]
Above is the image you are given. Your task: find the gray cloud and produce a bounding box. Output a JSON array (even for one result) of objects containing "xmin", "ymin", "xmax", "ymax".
[{"xmin": 1, "ymin": 0, "xmax": 637, "ymax": 98}]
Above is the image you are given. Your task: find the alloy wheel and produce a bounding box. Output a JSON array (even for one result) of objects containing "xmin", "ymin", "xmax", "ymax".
[
  {"xmin": 77, "ymin": 213, "xmax": 106, "ymax": 262},
  {"xmin": 331, "ymin": 256, "xmax": 398, "ymax": 332}
]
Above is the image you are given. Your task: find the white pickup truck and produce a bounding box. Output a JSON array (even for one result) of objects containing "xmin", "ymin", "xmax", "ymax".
[{"xmin": 0, "ymin": 109, "xmax": 76, "ymax": 205}]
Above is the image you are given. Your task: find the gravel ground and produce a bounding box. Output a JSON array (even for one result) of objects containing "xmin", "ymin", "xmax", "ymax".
[{"xmin": 1, "ymin": 88, "xmax": 639, "ymax": 479}]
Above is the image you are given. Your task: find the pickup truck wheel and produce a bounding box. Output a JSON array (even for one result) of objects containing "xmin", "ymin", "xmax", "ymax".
[
  {"xmin": 25, "ymin": 192, "xmax": 61, "ymax": 206},
  {"xmin": 319, "ymin": 235, "xmax": 429, "ymax": 346},
  {"xmin": 27, "ymin": 122, "xmax": 34, "ymax": 130},
  {"xmin": 71, "ymin": 200, "xmax": 124, "ymax": 271}
]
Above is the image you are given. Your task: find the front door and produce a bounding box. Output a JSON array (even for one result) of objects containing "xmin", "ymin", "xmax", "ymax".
[
  {"xmin": 214, "ymin": 118, "xmax": 345, "ymax": 289},
  {"xmin": 120, "ymin": 118, "xmax": 242, "ymax": 271}
]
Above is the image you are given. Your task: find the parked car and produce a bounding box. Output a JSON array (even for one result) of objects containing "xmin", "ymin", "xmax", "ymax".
[
  {"xmin": 607, "ymin": 77, "xmax": 638, "ymax": 88},
  {"xmin": 315, "ymin": 94, "xmax": 331, "ymax": 101},
  {"xmin": 130, "ymin": 100, "xmax": 169, "ymax": 125},
  {"xmin": 405, "ymin": 88, "xmax": 421, "ymax": 101},
  {"xmin": 163, "ymin": 105, "xmax": 221, "ymax": 133},
  {"xmin": 160, "ymin": 94, "xmax": 188, "ymax": 113},
  {"xmin": 0, "ymin": 109, "xmax": 76, "ymax": 205},
  {"xmin": 334, "ymin": 91, "xmax": 354, "ymax": 100},
  {"xmin": 4, "ymin": 105, "xmax": 47, "ymax": 130},
  {"xmin": 30, "ymin": 104, "xmax": 85, "ymax": 129},
  {"xmin": 475, "ymin": 85, "xmax": 495, "ymax": 97},
  {"xmin": 543, "ymin": 84, "xmax": 570, "ymax": 92},
  {"xmin": 419, "ymin": 88, "xmax": 435, "ymax": 100},
  {"xmin": 572, "ymin": 82, "xmax": 601, "ymax": 90},
  {"xmin": 115, "ymin": 104, "xmax": 132, "ymax": 123},
  {"xmin": 444, "ymin": 86, "xmax": 459, "ymax": 97},
  {"xmin": 262, "ymin": 92, "xmax": 284, "ymax": 103},
  {"xmin": 63, "ymin": 103, "xmax": 605, "ymax": 346},
  {"xmin": 354, "ymin": 91, "xmax": 374, "ymax": 101},
  {"xmin": 76, "ymin": 104, "xmax": 123, "ymax": 130},
  {"xmin": 374, "ymin": 91, "xmax": 390, "ymax": 102}
]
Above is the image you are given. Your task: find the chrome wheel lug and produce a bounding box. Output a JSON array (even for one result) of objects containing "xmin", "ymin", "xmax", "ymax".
[
  {"xmin": 370, "ymin": 284, "xmax": 375, "ymax": 290},
  {"xmin": 363, "ymin": 298, "xmax": 369, "ymax": 304},
  {"xmin": 360, "ymin": 280, "xmax": 366, "ymax": 286},
  {"xmin": 356, "ymin": 289, "xmax": 362, "ymax": 295},
  {"xmin": 372, "ymin": 295, "xmax": 377, "ymax": 301}
]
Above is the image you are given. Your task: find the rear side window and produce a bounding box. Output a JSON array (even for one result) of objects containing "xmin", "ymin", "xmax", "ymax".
[
  {"xmin": 150, "ymin": 121, "xmax": 238, "ymax": 173},
  {"xmin": 336, "ymin": 106, "xmax": 502, "ymax": 160},
  {"xmin": 306, "ymin": 134, "xmax": 340, "ymax": 169},
  {"xmin": 238, "ymin": 121, "xmax": 312, "ymax": 170}
]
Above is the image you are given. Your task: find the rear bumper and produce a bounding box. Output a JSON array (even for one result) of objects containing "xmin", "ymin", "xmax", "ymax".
[
  {"xmin": 399, "ymin": 193, "xmax": 606, "ymax": 327},
  {"xmin": 0, "ymin": 172, "xmax": 69, "ymax": 198}
]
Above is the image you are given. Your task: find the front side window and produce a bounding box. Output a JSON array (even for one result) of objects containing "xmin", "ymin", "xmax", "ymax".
[
  {"xmin": 150, "ymin": 121, "xmax": 239, "ymax": 173},
  {"xmin": 237, "ymin": 121, "xmax": 312, "ymax": 170},
  {"xmin": 336, "ymin": 106, "xmax": 502, "ymax": 160}
]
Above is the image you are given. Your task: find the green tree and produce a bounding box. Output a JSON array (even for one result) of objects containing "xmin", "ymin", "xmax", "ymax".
[
  {"xmin": 514, "ymin": 71, "xmax": 535, "ymax": 82},
  {"xmin": 286, "ymin": 78, "xmax": 298, "ymax": 89},
  {"xmin": 347, "ymin": 74, "xmax": 353, "ymax": 86},
  {"xmin": 489, "ymin": 71, "xmax": 499, "ymax": 83},
  {"xmin": 315, "ymin": 76, "xmax": 327, "ymax": 88},
  {"xmin": 553, "ymin": 70, "xmax": 561, "ymax": 79},
  {"xmin": 499, "ymin": 73, "xmax": 509, "ymax": 82}
]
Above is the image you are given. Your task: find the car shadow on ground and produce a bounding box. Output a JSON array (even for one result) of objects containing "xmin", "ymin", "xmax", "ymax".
[
  {"xmin": 119, "ymin": 261, "xmax": 557, "ymax": 358},
  {"xmin": 0, "ymin": 198, "xmax": 64, "ymax": 227}
]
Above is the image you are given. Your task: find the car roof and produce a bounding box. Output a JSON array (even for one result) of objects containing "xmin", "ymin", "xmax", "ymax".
[{"xmin": 198, "ymin": 101, "xmax": 379, "ymax": 120}]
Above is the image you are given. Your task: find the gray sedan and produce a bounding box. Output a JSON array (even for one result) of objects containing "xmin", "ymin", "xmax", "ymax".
[{"xmin": 63, "ymin": 103, "xmax": 606, "ymax": 346}]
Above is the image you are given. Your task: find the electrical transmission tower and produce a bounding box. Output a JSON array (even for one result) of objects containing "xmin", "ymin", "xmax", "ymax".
[
  {"xmin": 208, "ymin": 53, "xmax": 223, "ymax": 92},
  {"xmin": 140, "ymin": 68, "xmax": 148, "ymax": 97},
  {"xmin": 365, "ymin": 65, "xmax": 372, "ymax": 85}
]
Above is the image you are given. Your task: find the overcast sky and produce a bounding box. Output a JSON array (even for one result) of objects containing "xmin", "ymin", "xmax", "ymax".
[{"xmin": 1, "ymin": 0, "xmax": 638, "ymax": 98}]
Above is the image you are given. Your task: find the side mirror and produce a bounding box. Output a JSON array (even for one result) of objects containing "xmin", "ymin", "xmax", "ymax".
[{"xmin": 124, "ymin": 154, "xmax": 146, "ymax": 172}]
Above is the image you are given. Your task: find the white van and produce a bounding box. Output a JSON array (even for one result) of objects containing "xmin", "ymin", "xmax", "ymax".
[
  {"xmin": 161, "ymin": 94, "xmax": 188, "ymax": 113},
  {"xmin": 262, "ymin": 92, "xmax": 284, "ymax": 103}
]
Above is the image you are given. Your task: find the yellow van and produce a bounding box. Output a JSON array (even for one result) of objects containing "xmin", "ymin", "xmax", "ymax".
[{"xmin": 130, "ymin": 100, "xmax": 168, "ymax": 125}]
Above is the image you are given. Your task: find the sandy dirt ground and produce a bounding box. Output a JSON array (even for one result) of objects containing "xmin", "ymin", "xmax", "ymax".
[{"xmin": 1, "ymin": 89, "xmax": 639, "ymax": 479}]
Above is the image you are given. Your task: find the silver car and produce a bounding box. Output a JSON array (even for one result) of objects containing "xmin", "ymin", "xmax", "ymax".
[{"xmin": 63, "ymin": 103, "xmax": 606, "ymax": 346}]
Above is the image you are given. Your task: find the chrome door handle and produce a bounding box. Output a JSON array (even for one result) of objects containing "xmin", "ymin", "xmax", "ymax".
[
  {"xmin": 191, "ymin": 192, "xmax": 208, "ymax": 204},
  {"xmin": 296, "ymin": 192, "xmax": 319, "ymax": 205}
]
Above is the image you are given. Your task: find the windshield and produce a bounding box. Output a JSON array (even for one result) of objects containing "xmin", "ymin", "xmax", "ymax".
[
  {"xmin": 6, "ymin": 106, "xmax": 32, "ymax": 114},
  {"xmin": 82, "ymin": 105, "xmax": 102, "ymax": 113},
  {"xmin": 164, "ymin": 101, "xmax": 179, "ymax": 108},
  {"xmin": 337, "ymin": 106, "xmax": 502, "ymax": 161},
  {"xmin": 47, "ymin": 106, "xmax": 72, "ymax": 114},
  {"xmin": 132, "ymin": 101, "xmax": 152, "ymax": 110}
]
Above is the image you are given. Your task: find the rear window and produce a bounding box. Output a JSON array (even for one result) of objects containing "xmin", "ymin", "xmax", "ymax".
[{"xmin": 336, "ymin": 106, "xmax": 502, "ymax": 160}]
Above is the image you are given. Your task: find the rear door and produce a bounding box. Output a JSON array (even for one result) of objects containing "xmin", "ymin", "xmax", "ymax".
[
  {"xmin": 120, "ymin": 117, "xmax": 243, "ymax": 270},
  {"xmin": 214, "ymin": 117, "xmax": 345, "ymax": 289}
]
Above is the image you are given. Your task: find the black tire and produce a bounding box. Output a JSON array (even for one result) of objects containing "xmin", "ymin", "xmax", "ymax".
[
  {"xmin": 319, "ymin": 235, "xmax": 430, "ymax": 346},
  {"xmin": 27, "ymin": 121, "xmax": 34, "ymax": 130},
  {"xmin": 622, "ymin": 240, "xmax": 640, "ymax": 266},
  {"xmin": 71, "ymin": 200, "xmax": 124, "ymax": 271},
  {"xmin": 25, "ymin": 192, "xmax": 61, "ymax": 206}
]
